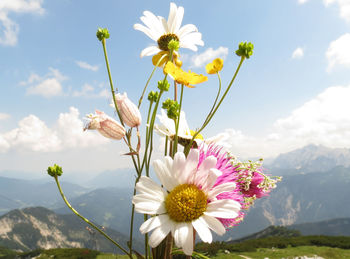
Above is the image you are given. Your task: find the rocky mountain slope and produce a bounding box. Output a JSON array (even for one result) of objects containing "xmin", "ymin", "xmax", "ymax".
[{"xmin": 0, "ymin": 207, "xmax": 142, "ymax": 253}]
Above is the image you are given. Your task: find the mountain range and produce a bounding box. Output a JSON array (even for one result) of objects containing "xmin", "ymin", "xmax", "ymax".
[{"xmin": 1, "ymin": 144, "xmax": 350, "ymax": 245}]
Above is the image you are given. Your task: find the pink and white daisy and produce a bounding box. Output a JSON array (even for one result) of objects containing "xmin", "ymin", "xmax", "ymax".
[
  {"xmin": 132, "ymin": 149, "xmax": 241, "ymax": 255},
  {"xmin": 134, "ymin": 2, "xmax": 204, "ymax": 57}
]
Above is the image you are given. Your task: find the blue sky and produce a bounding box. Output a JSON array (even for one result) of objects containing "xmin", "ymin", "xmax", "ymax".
[{"xmin": 1, "ymin": 0, "xmax": 350, "ymax": 176}]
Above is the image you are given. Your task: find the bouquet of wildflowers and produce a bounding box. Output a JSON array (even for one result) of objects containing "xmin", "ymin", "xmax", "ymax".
[{"xmin": 47, "ymin": 3, "xmax": 281, "ymax": 258}]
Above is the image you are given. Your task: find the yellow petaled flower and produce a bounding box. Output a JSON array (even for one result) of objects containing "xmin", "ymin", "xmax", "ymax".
[
  {"xmin": 152, "ymin": 51, "xmax": 182, "ymax": 68},
  {"xmin": 205, "ymin": 58, "xmax": 224, "ymax": 74},
  {"xmin": 164, "ymin": 61, "xmax": 208, "ymax": 88}
]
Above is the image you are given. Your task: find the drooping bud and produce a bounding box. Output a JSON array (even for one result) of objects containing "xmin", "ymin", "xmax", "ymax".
[
  {"xmin": 47, "ymin": 164, "xmax": 63, "ymax": 177},
  {"xmin": 84, "ymin": 110, "xmax": 126, "ymax": 140},
  {"xmin": 114, "ymin": 93, "xmax": 142, "ymax": 127}
]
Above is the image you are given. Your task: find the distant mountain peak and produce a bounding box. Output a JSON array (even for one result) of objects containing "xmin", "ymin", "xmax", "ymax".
[{"xmin": 270, "ymin": 144, "xmax": 350, "ymax": 173}]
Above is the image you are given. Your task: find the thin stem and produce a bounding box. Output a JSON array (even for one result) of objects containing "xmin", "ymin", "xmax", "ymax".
[
  {"xmin": 138, "ymin": 54, "xmax": 167, "ymax": 108},
  {"xmin": 185, "ymin": 57, "xmax": 245, "ymax": 155},
  {"xmin": 101, "ymin": 38, "xmax": 124, "ymax": 126},
  {"xmin": 203, "ymin": 72, "xmax": 222, "ymax": 126},
  {"xmin": 54, "ymin": 176, "xmax": 130, "ymax": 256},
  {"xmin": 140, "ymin": 89, "xmax": 164, "ymax": 173},
  {"xmin": 164, "ymin": 136, "xmax": 168, "ymax": 156},
  {"xmin": 173, "ymin": 84, "xmax": 184, "ymax": 154}
]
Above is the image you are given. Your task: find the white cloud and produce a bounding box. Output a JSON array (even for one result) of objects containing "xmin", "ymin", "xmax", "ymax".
[
  {"xmin": 191, "ymin": 47, "xmax": 229, "ymax": 67},
  {"xmin": 0, "ymin": 113, "xmax": 10, "ymax": 120},
  {"xmin": 1, "ymin": 107, "xmax": 109, "ymax": 153},
  {"xmin": 221, "ymin": 85, "xmax": 350, "ymax": 158},
  {"xmin": 326, "ymin": 33, "xmax": 350, "ymax": 71},
  {"xmin": 72, "ymin": 83, "xmax": 109, "ymax": 98},
  {"xmin": 76, "ymin": 61, "xmax": 99, "ymax": 72},
  {"xmin": 292, "ymin": 47, "xmax": 304, "ymax": 59},
  {"xmin": 0, "ymin": 0, "xmax": 44, "ymax": 46},
  {"xmin": 24, "ymin": 67, "xmax": 67, "ymax": 98},
  {"xmin": 27, "ymin": 78, "xmax": 63, "ymax": 97},
  {"xmin": 324, "ymin": 0, "xmax": 350, "ymax": 22},
  {"xmin": 298, "ymin": 0, "xmax": 309, "ymax": 4}
]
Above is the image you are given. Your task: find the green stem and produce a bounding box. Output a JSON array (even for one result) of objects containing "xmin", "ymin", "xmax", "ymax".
[
  {"xmin": 185, "ymin": 57, "xmax": 245, "ymax": 155},
  {"xmin": 173, "ymin": 84, "xmax": 184, "ymax": 154},
  {"xmin": 101, "ymin": 38, "xmax": 124, "ymax": 126},
  {"xmin": 140, "ymin": 89, "xmax": 164, "ymax": 173},
  {"xmin": 54, "ymin": 176, "xmax": 130, "ymax": 256},
  {"xmin": 138, "ymin": 54, "xmax": 167, "ymax": 108}
]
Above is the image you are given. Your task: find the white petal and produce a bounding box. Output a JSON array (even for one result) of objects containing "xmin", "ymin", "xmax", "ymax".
[
  {"xmin": 194, "ymin": 156, "xmax": 217, "ymax": 187},
  {"xmin": 153, "ymin": 159, "xmax": 176, "ymax": 191},
  {"xmin": 181, "ymin": 32, "xmax": 204, "ymax": 46},
  {"xmin": 204, "ymin": 199, "xmax": 241, "ymax": 219},
  {"xmin": 173, "ymin": 222, "xmax": 193, "ymax": 256},
  {"xmin": 167, "ymin": 3, "xmax": 177, "ymax": 32},
  {"xmin": 201, "ymin": 214, "xmax": 226, "ymax": 236},
  {"xmin": 133, "ymin": 200, "xmax": 166, "ymax": 214},
  {"xmin": 180, "ymin": 149, "xmax": 199, "ymax": 184},
  {"xmin": 177, "ymin": 111, "xmax": 191, "ymax": 136},
  {"xmin": 140, "ymin": 46, "xmax": 160, "ymax": 57},
  {"xmin": 140, "ymin": 214, "xmax": 170, "ymax": 234},
  {"xmin": 180, "ymin": 42, "xmax": 198, "ymax": 51},
  {"xmin": 177, "ymin": 24, "xmax": 198, "ymax": 38},
  {"xmin": 132, "ymin": 193, "xmax": 164, "ymax": 203},
  {"xmin": 172, "ymin": 152, "xmax": 186, "ymax": 181},
  {"xmin": 135, "ymin": 176, "xmax": 167, "ymax": 198},
  {"xmin": 149, "ymin": 222, "xmax": 173, "ymax": 247},
  {"xmin": 208, "ymin": 182, "xmax": 236, "ymax": 200},
  {"xmin": 134, "ymin": 23, "xmax": 159, "ymax": 41},
  {"xmin": 172, "ymin": 6, "xmax": 184, "ymax": 33},
  {"xmin": 192, "ymin": 217, "xmax": 212, "ymax": 243},
  {"xmin": 143, "ymin": 11, "xmax": 166, "ymax": 36},
  {"xmin": 202, "ymin": 168, "xmax": 221, "ymax": 192},
  {"xmin": 160, "ymin": 16, "xmax": 169, "ymax": 34},
  {"xmin": 140, "ymin": 16, "xmax": 162, "ymax": 39}
]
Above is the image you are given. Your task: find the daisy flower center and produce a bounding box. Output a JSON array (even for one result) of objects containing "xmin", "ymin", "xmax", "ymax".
[
  {"xmin": 165, "ymin": 184, "xmax": 207, "ymax": 222},
  {"xmin": 157, "ymin": 33, "xmax": 180, "ymax": 51}
]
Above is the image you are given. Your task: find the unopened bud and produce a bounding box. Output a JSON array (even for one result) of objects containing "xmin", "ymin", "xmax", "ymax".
[
  {"xmin": 85, "ymin": 110, "xmax": 126, "ymax": 140},
  {"xmin": 235, "ymin": 42, "xmax": 254, "ymax": 59},
  {"xmin": 47, "ymin": 164, "xmax": 63, "ymax": 177},
  {"xmin": 168, "ymin": 39, "xmax": 180, "ymax": 52},
  {"xmin": 148, "ymin": 91, "xmax": 159, "ymax": 102},
  {"xmin": 96, "ymin": 28, "xmax": 110, "ymax": 41},
  {"xmin": 158, "ymin": 80, "xmax": 170, "ymax": 91},
  {"xmin": 114, "ymin": 93, "xmax": 142, "ymax": 127}
]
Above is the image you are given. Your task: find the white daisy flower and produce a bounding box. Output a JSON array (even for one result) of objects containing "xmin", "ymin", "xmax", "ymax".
[
  {"xmin": 134, "ymin": 2, "xmax": 204, "ymax": 57},
  {"xmin": 154, "ymin": 109, "xmax": 231, "ymax": 149},
  {"xmin": 154, "ymin": 109, "xmax": 192, "ymax": 140},
  {"xmin": 132, "ymin": 149, "xmax": 241, "ymax": 255}
]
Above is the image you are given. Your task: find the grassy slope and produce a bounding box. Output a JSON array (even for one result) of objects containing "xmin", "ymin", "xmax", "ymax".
[{"xmin": 213, "ymin": 246, "xmax": 350, "ymax": 259}]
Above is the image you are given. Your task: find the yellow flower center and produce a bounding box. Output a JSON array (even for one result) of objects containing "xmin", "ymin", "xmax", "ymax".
[
  {"xmin": 157, "ymin": 33, "xmax": 180, "ymax": 51},
  {"xmin": 165, "ymin": 184, "xmax": 207, "ymax": 222}
]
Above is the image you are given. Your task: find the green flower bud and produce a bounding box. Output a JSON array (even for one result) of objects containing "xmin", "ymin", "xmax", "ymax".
[
  {"xmin": 47, "ymin": 164, "xmax": 63, "ymax": 177},
  {"xmin": 162, "ymin": 99, "xmax": 180, "ymax": 120},
  {"xmin": 157, "ymin": 79, "xmax": 170, "ymax": 91},
  {"xmin": 148, "ymin": 91, "xmax": 159, "ymax": 102},
  {"xmin": 235, "ymin": 42, "xmax": 254, "ymax": 59},
  {"xmin": 167, "ymin": 103, "xmax": 180, "ymax": 120},
  {"xmin": 96, "ymin": 28, "xmax": 110, "ymax": 41},
  {"xmin": 162, "ymin": 98, "xmax": 173, "ymax": 110},
  {"xmin": 168, "ymin": 39, "xmax": 180, "ymax": 52}
]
